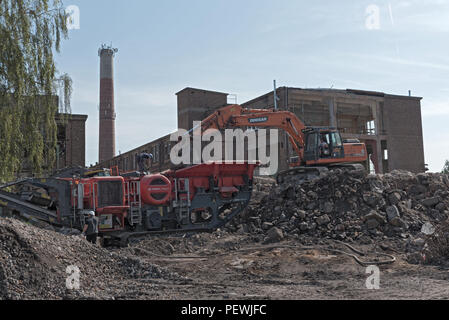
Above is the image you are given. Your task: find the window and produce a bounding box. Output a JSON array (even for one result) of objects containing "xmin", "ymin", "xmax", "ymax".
[
  {"xmin": 306, "ymin": 133, "xmax": 318, "ymax": 152},
  {"xmin": 337, "ymin": 103, "xmax": 375, "ymax": 135},
  {"xmin": 165, "ymin": 142, "xmax": 171, "ymax": 162},
  {"xmin": 331, "ymin": 132, "xmax": 342, "ymax": 147},
  {"xmin": 97, "ymin": 180, "xmax": 123, "ymax": 207},
  {"xmin": 367, "ymin": 120, "xmax": 376, "ymax": 135},
  {"xmin": 153, "ymin": 145, "xmax": 160, "ymax": 163}
]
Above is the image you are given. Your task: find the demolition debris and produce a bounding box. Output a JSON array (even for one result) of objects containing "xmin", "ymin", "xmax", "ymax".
[
  {"xmin": 2, "ymin": 169, "xmax": 449, "ymax": 300},
  {"xmin": 228, "ymin": 169, "xmax": 449, "ymax": 250}
]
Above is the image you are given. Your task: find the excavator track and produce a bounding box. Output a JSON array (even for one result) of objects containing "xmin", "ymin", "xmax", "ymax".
[
  {"xmin": 275, "ymin": 163, "xmax": 366, "ymax": 185},
  {"xmin": 276, "ymin": 166, "xmax": 329, "ymax": 185},
  {"xmin": 327, "ymin": 163, "xmax": 366, "ymax": 172}
]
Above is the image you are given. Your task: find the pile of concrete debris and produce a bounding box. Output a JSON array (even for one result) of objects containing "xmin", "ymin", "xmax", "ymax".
[
  {"xmin": 228, "ymin": 169, "xmax": 449, "ymax": 246},
  {"xmin": 0, "ymin": 218, "xmax": 182, "ymax": 300}
]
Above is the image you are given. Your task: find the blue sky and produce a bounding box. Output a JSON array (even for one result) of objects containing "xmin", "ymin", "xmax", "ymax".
[{"xmin": 56, "ymin": 0, "xmax": 449, "ymax": 172}]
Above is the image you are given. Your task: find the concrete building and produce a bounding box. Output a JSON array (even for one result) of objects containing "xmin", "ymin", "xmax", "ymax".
[
  {"xmin": 96, "ymin": 86, "xmax": 426, "ymax": 175},
  {"xmin": 98, "ymin": 44, "xmax": 118, "ymax": 163},
  {"xmin": 241, "ymin": 87, "xmax": 425, "ymax": 173}
]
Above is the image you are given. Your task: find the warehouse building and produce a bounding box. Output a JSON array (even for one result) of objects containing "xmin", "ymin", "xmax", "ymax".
[{"xmin": 97, "ymin": 86, "xmax": 426, "ymax": 175}]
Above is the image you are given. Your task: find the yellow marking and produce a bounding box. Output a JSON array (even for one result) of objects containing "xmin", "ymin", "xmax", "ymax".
[
  {"xmin": 0, "ymin": 200, "xmax": 8, "ymax": 207},
  {"xmin": 40, "ymin": 193, "xmax": 50, "ymax": 200},
  {"xmin": 85, "ymin": 170, "xmax": 103, "ymax": 175}
]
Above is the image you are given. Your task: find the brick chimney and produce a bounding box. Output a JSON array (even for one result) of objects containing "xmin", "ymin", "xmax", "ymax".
[{"xmin": 98, "ymin": 44, "xmax": 118, "ymax": 163}]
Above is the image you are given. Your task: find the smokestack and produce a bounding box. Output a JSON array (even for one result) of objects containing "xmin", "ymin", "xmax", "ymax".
[{"xmin": 98, "ymin": 44, "xmax": 118, "ymax": 163}]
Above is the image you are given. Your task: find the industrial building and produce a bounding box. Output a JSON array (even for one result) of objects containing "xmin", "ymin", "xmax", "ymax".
[
  {"xmin": 55, "ymin": 113, "xmax": 88, "ymax": 169},
  {"xmin": 18, "ymin": 112, "xmax": 87, "ymax": 175},
  {"xmin": 96, "ymin": 86, "xmax": 426, "ymax": 175},
  {"xmin": 15, "ymin": 94, "xmax": 88, "ymax": 175},
  {"xmin": 242, "ymin": 87, "xmax": 425, "ymax": 174}
]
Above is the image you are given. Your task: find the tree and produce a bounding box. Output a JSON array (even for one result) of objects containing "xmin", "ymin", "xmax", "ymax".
[
  {"xmin": 0, "ymin": 0, "xmax": 71, "ymax": 182},
  {"xmin": 443, "ymin": 160, "xmax": 449, "ymax": 174}
]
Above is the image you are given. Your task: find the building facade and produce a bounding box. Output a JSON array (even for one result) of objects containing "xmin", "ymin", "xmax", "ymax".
[
  {"xmin": 55, "ymin": 113, "xmax": 88, "ymax": 169},
  {"xmin": 97, "ymin": 87, "xmax": 231, "ymax": 173},
  {"xmin": 241, "ymin": 87, "xmax": 425, "ymax": 173},
  {"xmin": 96, "ymin": 87, "xmax": 426, "ymax": 175}
]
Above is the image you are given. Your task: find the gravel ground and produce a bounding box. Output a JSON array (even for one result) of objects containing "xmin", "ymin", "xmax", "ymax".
[
  {"xmin": 1, "ymin": 217, "xmax": 449, "ymax": 300},
  {"xmin": 1, "ymin": 169, "xmax": 449, "ymax": 300}
]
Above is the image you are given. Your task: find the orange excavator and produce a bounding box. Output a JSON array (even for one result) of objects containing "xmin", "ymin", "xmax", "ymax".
[{"xmin": 197, "ymin": 104, "xmax": 368, "ymax": 182}]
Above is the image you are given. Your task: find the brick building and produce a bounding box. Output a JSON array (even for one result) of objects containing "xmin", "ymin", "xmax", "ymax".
[
  {"xmin": 95, "ymin": 88, "xmax": 229, "ymax": 173},
  {"xmin": 55, "ymin": 113, "xmax": 88, "ymax": 169},
  {"xmin": 177, "ymin": 87, "xmax": 229, "ymax": 131},
  {"xmin": 12, "ymin": 94, "xmax": 88, "ymax": 175},
  {"xmin": 96, "ymin": 87, "xmax": 426, "ymax": 175}
]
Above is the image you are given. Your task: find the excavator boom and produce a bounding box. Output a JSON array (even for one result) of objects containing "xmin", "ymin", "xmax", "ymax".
[
  {"xmin": 200, "ymin": 105, "xmax": 307, "ymax": 162},
  {"xmin": 198, "ymin": 104, "xmax": 367, "ymax": 172}
]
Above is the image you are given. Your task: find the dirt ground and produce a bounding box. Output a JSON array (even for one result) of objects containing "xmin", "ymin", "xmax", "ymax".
[
  {"xmin": 1, "ymin": 217, "xmax": 449, "ymax": 300},
  {"xmin": 108, "ymin": 232, "xmax": 449, "ymax": 300},
  {"xmin": 3, "ymin": 168, "xmax": 449, "ymax": 299}
]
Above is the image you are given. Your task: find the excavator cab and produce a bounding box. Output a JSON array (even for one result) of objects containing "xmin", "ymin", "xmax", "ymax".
[{"xmin": 303, "ymin": 128, "xmax": 345, "ymax": 162}]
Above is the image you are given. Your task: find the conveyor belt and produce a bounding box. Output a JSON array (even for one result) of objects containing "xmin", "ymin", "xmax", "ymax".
[
  {"xmin": 0, "ymin": 190, "xmax": 58, "ymax": 223},
  {"xmin": 0, "ymin": 178, "xmax": 31, "ymax": 190}
]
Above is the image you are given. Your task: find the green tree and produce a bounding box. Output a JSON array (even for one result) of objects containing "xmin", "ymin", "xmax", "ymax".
[
  {"xmin": 443, "ymin": 160, "xmax": 449, "ymax": 174},
  {"xmin": 0, "ymin": 0, "xmax": 71, "ymax": 182}
]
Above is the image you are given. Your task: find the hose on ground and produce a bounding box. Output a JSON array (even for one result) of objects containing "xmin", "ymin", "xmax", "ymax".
[
  {"xmin": 131, "ymin": 241, "xmax": 396, "ymax": 266},
  {"xmin": 328, "ymin": 240, "xmax": 396, "ymax": 266}
]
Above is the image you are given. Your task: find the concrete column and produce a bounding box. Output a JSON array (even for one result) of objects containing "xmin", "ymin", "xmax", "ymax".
[
  {"xmin": 376, "ymin": 138, "xmax": 384, "ymax": 173},
  {"xmin": 329, "ymin": 97, "xmax": 337, "ymax": 127},
  {"xmin": 373, "ymin": 102, "xmax": 380, "ymax": 135}
]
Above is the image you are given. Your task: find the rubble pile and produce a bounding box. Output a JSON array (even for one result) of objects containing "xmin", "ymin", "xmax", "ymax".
[
  {"xmin": 0, "ymin": 218, "xmax": 181, "ymax": 300},
  {"xmin": 228, "ymin": 169, "xmax": 449, "ymax": 245},
  {"xmin": 419, "ymin": 221, "xmax": 449, "ymax": 266}
]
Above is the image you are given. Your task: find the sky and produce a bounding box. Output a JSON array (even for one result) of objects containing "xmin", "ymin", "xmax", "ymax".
[{"xmin": 56, "ymin": 0, "xmax": 449, "ymax": 172}]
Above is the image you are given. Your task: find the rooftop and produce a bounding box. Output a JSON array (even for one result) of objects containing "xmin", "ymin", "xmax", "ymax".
[{"xmin": 176, "ymin": 87, "xmax": 229, "ymax": 96}]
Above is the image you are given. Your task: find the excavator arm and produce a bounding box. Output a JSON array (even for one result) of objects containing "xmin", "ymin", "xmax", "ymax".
[{"xmin": 198, "ymin": 104, "xmax": 308, "ymax": 164}]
